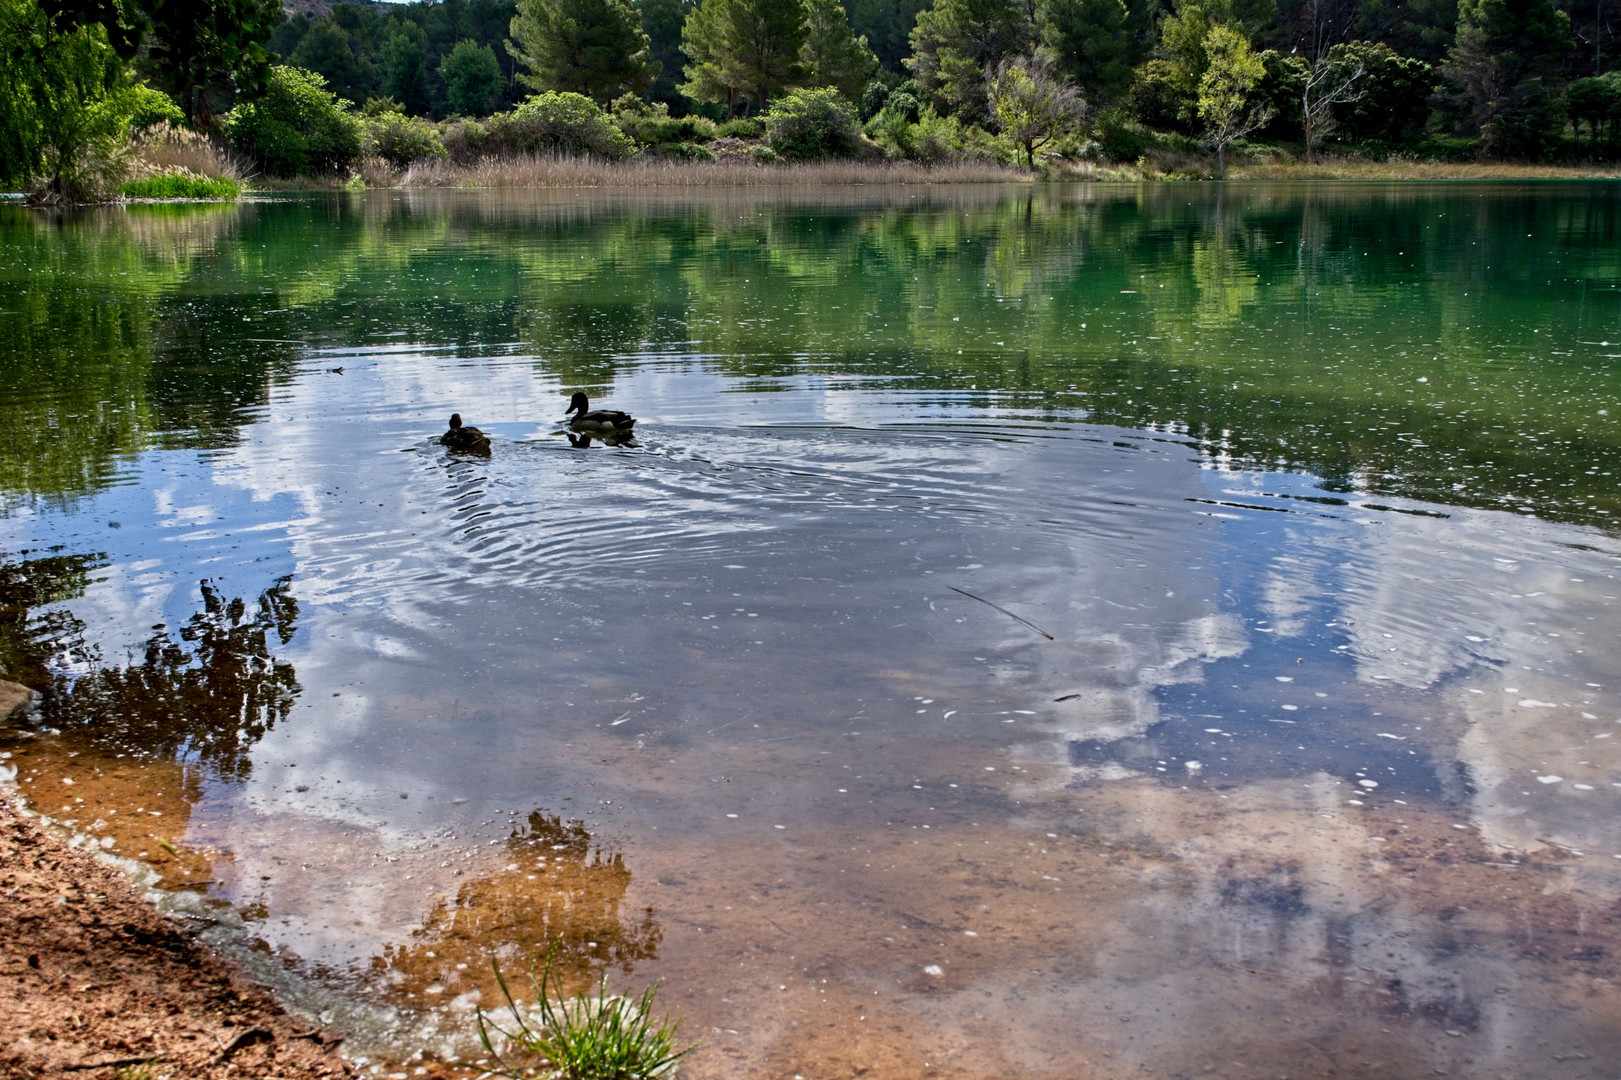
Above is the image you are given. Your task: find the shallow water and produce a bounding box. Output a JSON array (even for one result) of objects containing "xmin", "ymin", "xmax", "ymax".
[{"xmin": 2, "ymin": 184, "xmax": 1621, "ymax": 1078}]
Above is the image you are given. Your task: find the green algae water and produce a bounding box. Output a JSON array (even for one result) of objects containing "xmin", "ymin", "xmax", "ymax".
[{"xmin": 2, "ymin": 184, "xmax": 1620, "ymax": 1079}]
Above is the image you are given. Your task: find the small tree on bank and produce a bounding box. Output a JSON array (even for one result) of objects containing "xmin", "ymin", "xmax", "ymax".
[
  {"xmin": 986, "ymin": 54, "xmax": 1086, "ymax": 166},
  {"xmin": 1197, "ymin": 24, "xmax": 1272, "ymax": 175}
]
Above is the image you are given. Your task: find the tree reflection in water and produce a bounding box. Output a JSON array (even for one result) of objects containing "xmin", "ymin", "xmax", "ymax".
[
  {"xmin": 379, "ymin": 811, "xmax": 661, "ymax": 1004},
  {"xmin": 0, "ymin": 554, "xmax": 300, "ymax": 781}
]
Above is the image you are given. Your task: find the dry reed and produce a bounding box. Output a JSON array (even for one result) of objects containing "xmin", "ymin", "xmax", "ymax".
[
  {"xmin": 399, "ymin": 152, "xmax": 1032, "ymax": 188},
  {"xmin": 1231, "ymin": 157, "xmax": 1621, "ymax": 181},
  {"xmin": 128, "ymin": 123, "xmax": 246, "ymax": 182}
]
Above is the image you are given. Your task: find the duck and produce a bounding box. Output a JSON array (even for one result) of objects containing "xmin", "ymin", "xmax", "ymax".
[
  {"xmin": 564, "ymin": 392, "xmax": 635, "ymax": 436},
  {"xmin": 440, "ymin": 413, "xmax": 491, "ymax": 453}
]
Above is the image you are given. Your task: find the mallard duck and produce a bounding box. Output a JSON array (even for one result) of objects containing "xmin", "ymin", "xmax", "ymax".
[
  {"xmin": 440, "ymin": 413, "xmax": 491, "ymax": 453},
  {"xmin": 564, "ymin": 392, "xmax": 635, "ymax": 436}
]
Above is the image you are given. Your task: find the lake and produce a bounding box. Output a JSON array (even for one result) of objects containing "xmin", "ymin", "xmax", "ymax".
[{"xmin": 2, "ymin": 182, "xmax": 1619, "ymax": 1079}]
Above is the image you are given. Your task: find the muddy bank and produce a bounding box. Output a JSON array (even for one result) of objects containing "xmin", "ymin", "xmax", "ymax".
[{"xmin": 0, "ymin": 785, "xmax": 363, "ymax": 1080}]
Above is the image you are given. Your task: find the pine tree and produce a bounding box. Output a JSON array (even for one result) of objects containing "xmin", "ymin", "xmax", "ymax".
[
  {"xmin": 1444, "ymin": 0, "xmax": 1570, "ymax": 159},
  {"xmin": 508, "ymin": 0, "xmax": 657, "ymax": 103},
  {"xmin": 680, "ymin": 0, "xmax": 808, "ymax": 115},
  {"xmin": 1038, "ymin": 0, "xmax": 1142, "ymax": 106},
  {"xmin": 802, "ymin": 0, "xmax": 878, "ymax": 100},
  {"xmin": 906, "ymin": 0, "xmax": 1034, "ymax": 123}
]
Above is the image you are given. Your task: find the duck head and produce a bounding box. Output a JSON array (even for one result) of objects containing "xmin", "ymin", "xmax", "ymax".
[
  {"xmin": 565, "ymin": 392, "xmax": 589, "ymax": 418},
  {"xmin": 448, "ymin": 413, "xmax": 464, "ymax": 429}
]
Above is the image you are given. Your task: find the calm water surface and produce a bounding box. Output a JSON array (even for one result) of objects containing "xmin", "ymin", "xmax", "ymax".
[{"xmin": 2, "ymin": 184, "xmax": 1620, "ymax": 1079}]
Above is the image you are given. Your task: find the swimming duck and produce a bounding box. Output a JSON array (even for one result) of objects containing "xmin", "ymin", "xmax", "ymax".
[
  {"xmin": 440, "ymin": 413, "xmax": 491, "ymax": 453},
  {"xmin": 564, "ymin": 392, "xmax": 635, "ymax": 436}
]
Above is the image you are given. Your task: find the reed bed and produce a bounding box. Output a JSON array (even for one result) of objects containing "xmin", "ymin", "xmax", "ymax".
[
  {"xmin": 129, "ymin": 123, "xmax": 246, "ymax": 182},
  {"xmin": 400, "ymin": 153, "xmax": 1032, "ymax": 188},
  {"xmin": 1231, "ymin": 157, "xmax": 1621, "ymax": 181}
]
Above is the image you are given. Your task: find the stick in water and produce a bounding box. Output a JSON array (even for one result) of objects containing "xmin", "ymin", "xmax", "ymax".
[{"xmin": 948, "ymin": 587, "xmax": 1054, "ymax": 640}]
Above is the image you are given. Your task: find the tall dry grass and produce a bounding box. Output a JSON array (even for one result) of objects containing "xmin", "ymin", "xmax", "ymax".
[
  {"xmin": 1231, "ymin": 157, "xmax": 1621, "ymax": 181},
  {"xmin": 400, "ymin": 152, "xmax": 1032, "ymax": 188},
  {"xmin": 128, "ymin": 123, "xmax": 247, "ymax": 182}
]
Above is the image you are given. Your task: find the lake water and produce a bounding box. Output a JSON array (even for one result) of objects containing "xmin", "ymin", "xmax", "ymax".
[{"xmin": 2, "ymin": 183, "xmax": 1620, "ymax": 1079}]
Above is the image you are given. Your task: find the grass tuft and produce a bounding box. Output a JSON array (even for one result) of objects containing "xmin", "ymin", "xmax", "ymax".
[
  {"xmin": 474, "ymin": 942, "xmax": 695, "ymax": 1080},
  {"xmin": 120, "ymin": 171, "xmax": 242, "ymax": 200}
]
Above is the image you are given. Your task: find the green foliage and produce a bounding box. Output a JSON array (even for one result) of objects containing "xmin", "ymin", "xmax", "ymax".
[
  {"xmin": 1329, "ymin": 41, "xmax": 1432, "ymax": 146},
  {"xmin": 641, "ymin": 0, "xmax": 692, "ymax": 109},
  {"xmin": 1443, "ymin": 0, "xmax": 1570, "ymax": 159},
  {"xmin": 508, "ymin": 0, "xmax": 656, "ymax": 103},
  {"xmin": 1565, "ymin": 71, "xmax": 1621, "ymax": 149},
  {"xmin": 378, "ymin": 18, "xmax": 432, "ymax": 115},
  {"xmin": 906, "ymin": 0, "xmax": 1035, "ymax": 124},
  {"xmin": 1039, "ymin": 0, "xmax": 1142, "ymax": 107},
  {"xmin": 442, "ymin": 38, "xmax": 506, "ymax": 117},
  {"xmin": 287, "ymin": 19, "xmax": 377, "ymax": 106},
  {"xmin": 1253, "ymin": 48, "xmax": 1307, "ymax": 140},
  {"xmin": 612, "ymin": 95, "xmax": 716, "ymax": 146},
  {"xmin": 223, "ymin": 65, "xmax": 363, "ymax": 176},
  {"xmin": 764, "ymin": 85, "xmax": 861, "ymax": 158},
  {"xmin": 681, "ymin": 0, "xmax": 810, "ymax": 115},
  {"xmin": 1197, "ymin": 23, "xmax": 1269, "ymax": 172},
  {"xmin": 802, "ymin": 0, "xmax": 879, "ymax": 100},
  {"xmin": 483, "ymin": 90, "xmax": 636, "ymax": 156},
  {"xmin": 715, "ymin": 116, "xmax": 762, "ymax": 137},
  {"xmin": 1128, "ymin": 58, "xmax": 1194, "ymax": 132},
  {"xmin": 1091, "ymin": 111, "xmax": 1147, "ymax": 160},
  {"xmin": 127, "ymin": 83, "xmax": 186, "ymax": 129},
  {"xmin": 987, "ymin": 54, "xmax": 1086, "ymax": 165},
  {"xmin": 119, "ymin": 170, "xmax": 241, "ymax": 198},
  {"xmin": 475, "ymin": 944, "xmax": 695, "ymax": 1080},
  {"xmin": 141, "ymin": 0, "xmax": 280, "ymax": 125},
  {"xmin": 361, "ymin": 103, "xmax": 447, "ymax": 167},
  {"xmin": 858, "ymin": 76, "xmax": 893, "ymax": 118},
  {"xmin": 1, "ymin": 0, "xmax": 146, "ymax": 202}
]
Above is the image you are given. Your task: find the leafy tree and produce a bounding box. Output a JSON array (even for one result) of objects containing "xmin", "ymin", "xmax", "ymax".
[
  {"xmin": 1348, "ymin": 0, "xmax": 1455, "ymax": 65},
  {"xmin": 483, "ymin": 89, "xmax": 636, "ymax": 155},
  {"xmin": 1329, "ymin": 41, "xmax": 1430, "ymax": 145},
  {"xmin": 987, "ymin": 54, "xmax": 1086, "ymax": 164},
  {"xmin": 1157, "ymin": 0, "xmax": 1276, "ymax": 110},
  {"xmin": 507, "ymin": 0, "xmax": 656, "ymax": 103},
  {"xmin": 379, "ymin": 18, "xmax": 433, "ymax": 115},
  {"xmin": 141, "ymin": 0, "xmax": 280, "ymax": 125},
  {"xmin": 287, "ymin": 19, "xmax": 377, "ymax": 106},
  {"xmin": 680, "ymin": 0, "xmax": 809, "ymax": 115},
  {"xmin": 1197, "ymin": 23, "xmax": 1271, "ymax": 173},
  {"xmin": 764, "ymin": 84, "xmax": 861, "ymax": 157},
  {"xmin": 1443, "ymin": 0, "xmax": 1570, "ymax": 159},
  {"xmin": 642, "ymin": 0, "xmax": 692, "ymax": 109},
  {"xmin": 1038, "ymin": 0, "xmax": 1143, "ymax": 107},
  {"xmin": 1565, "ymin": 71, "xmax": 1621, "ymax": 149},
  {"xmin": 907, "ymin": 0, "xmax": 1035, "ymax": 123},
  {"xmin": 802, "ymin": 0, "xmax": 879, "ymax": 100},
  {"xmin": 223, "ymin": 64, "xmax": 363, "ymax": 175},
  {"xmin": 441, "ymin": 38, "xmax": 504, "ymax": 115},
  {"xmin": 1, "ymin": 0, "xmax": 145, "ymax": 201},
  {"xmin": 845, "ymin": 0, "xmax": 928, "ymax": 70}
]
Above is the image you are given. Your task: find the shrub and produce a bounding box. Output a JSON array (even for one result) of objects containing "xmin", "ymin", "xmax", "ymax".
[
  {"xmin": 441, "ymin": 118, "xmax": 487, "ymax": 164},
  {"xmin": 120, "ymin": 170, "xmax": 241, "ymax": 199},
  {"xmin": 128, "ymin": 85, "xmax": 185, "ymax": 130},
  {"xmin": 483, "ymin": 92, "xmax": 635, "ymax": 159},
  {"xmin": 749, "ymin": 144, "xmax": 779, "ymax": 163},
  {"xmin": 612, "ymin": 97, "xmax": 716, "ymax": 148},
  {"xmin": 764, "ymin": 87, "xmax": 860, "ymax": 160},
  {"xmin": 1130, "ymin": 58, "xmax": 1194, "ymax": 133},
  {"xmin": 361, "ymin": 105, "xmax": 446, "ymax": 168},
  {"xmin": 715, "ymin": 117, "xmax": 763, "ymax": 139},
  {"xmin": 858, "ymin": 78, "xmax": 892, "ymax": 120},
  {"xmin": 1093, "ymin": 115, "xmax": 1148, "ymax": 162},
  {"xmin": 224, "ymin": 66, "xmax": 362, "ymax": 177}
]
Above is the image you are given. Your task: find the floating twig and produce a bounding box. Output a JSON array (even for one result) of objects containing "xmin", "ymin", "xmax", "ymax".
[{"xmin": 948, "ymin": 587, "xmax": 1054, "ymax": 641}]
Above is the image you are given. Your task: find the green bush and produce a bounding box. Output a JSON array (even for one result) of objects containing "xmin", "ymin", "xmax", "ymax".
[
  {"xmin": 656, "ymin": 140, "xmax": 717, "ymax": 161},
  {"xmin": 764, "ymin": 87, "xmax": 860, "ymax": 160},
  {"xmin": 612, "ymin": 98, "xmax": 717, "ymax": 148},
  {"xmin": 361, "ymin": 105, "xmax": 446, "ymax": 168},
  {"xmin": 749, "ymin": 144, "xmax": 779, "ymax": 163},
  {"xmin": 716, "ymin": 117, "xmax": 763, "ymax": 139},
  {"xmin": 483, "ymin": 92, "xmax": 635, "ymax": 159},
  {"xmin": 441, "ymin": 118, "xmax": 487, "ymax": 164},
  {"xmin": 224, "ymin": 66, "xmax": 362, "ymax": 177},
  {"xmin": 120, "ymin": 171, "xmax": 241, "ymax": 199},
  {"xmin": 1093, "ymin": 115, "xmax": 1148, "ymax": 162},
  {"xmin": 127, "ymin": 85, "xmax": 185, "ymax": 130},
  {"xmin": 1130, "ymin": 58, "xmax": 1194, "ymax": 133}
]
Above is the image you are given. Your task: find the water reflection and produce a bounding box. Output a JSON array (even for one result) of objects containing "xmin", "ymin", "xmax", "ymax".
[
  {"xmin": 379, "ymin": 811, "xmax": 659, "ymax": 1004},
  {"xmin": 0, "ymin": 557, "xmax": 300, "ymax": 781}
]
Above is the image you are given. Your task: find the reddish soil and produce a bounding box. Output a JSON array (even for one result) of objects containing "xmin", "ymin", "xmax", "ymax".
[{"xmin": 0, "ymin": 790, "xmax": 359, "ymax": 1080}]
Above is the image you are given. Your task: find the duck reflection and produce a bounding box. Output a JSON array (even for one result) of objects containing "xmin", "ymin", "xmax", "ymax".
[
  {"xmin": 377, "ymin": 810, "xmax": 660, "ymax": 1004},
  {"xmin": 564, "ymin": 431, "xmax": 637, "ymax": 449}
]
